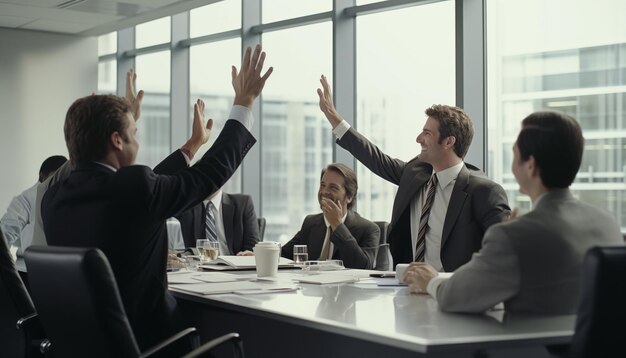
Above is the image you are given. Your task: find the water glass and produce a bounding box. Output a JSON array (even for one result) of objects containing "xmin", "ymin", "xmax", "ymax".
[{"xmin": 293, "ymin": 245, "xmax": 308, "ymax": 264}]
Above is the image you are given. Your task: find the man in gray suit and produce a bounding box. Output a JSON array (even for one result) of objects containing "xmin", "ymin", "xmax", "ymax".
[
  {"xmin": 404, "ymin": 111, "xmax": 623, "ymax": 315},
  {"xmin": 317, "ymin": 75, "xmax": 510, "ymax": 271}
]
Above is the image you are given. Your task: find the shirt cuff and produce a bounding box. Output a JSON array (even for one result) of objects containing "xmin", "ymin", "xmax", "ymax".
[
  {"xmin": 179, "ymin": 149, "xmax": 192, "ymax": 165},
  {"xmin": 426, "ymin": 276, "xmax": 448, "ymax": 300},
  {"xmin": 229, "ymin": 105, "xmax": 253, "ymax": 131},
  {"xmin": 332, "ymin": 120, "xmax": 351, "ymax": 139}
]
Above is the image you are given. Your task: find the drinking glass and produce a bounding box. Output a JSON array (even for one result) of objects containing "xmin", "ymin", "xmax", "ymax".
[{"xmin": 293, "ymin": 245, "xmax": 308, "ymax": 264}]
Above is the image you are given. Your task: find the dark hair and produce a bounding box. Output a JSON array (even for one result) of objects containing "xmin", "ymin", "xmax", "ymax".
[
  {"xmin": 38, "ymin": 155, "xmax": 68, "ymax": 182},
  {"xmin": 517, "ymin": 111, "xmax": 584, "ymax": 189},
  {"xmin": 425, "ymin": 104, "xmax": 474, "ymax": 158},
  {"xmin": 64, "ymin": 95, "xmax": 131, "ymax": 164},
  {"xmin": 320, "ymin": 163, "xmax": 358, "ymax": 210}
]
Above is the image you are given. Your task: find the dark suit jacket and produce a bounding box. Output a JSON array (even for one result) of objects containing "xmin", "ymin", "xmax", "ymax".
[
  {"xmin": 281, "ymin": 211, "xmax": 379, "ymax": 269},
  {"xmin": 337, "ymin": 127, "xmax": 510, "ymax": 271},
  {"xmin": 41, "ymin": 120, "xmax": 255, "ymax": 349},
  {"xmin": 175, "ymin": 193, "xmax": 260, "ymax": 253}
]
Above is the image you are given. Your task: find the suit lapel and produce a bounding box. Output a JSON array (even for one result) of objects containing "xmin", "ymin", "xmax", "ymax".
[
  {"xmin": 222, "ymin": 194, "xmax": 235, "ymax": 253},
  {"xmin": 441, "ymin": 165, "xmax": 470, "ymax": 248},
  {"xmin": 391, "ymin": 161, "xmax": 431, "ymax": 227}
]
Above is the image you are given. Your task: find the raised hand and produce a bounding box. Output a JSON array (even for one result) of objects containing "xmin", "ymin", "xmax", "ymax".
[
  {"xmin": 231, "ymin": 45, "xmax": 273, "ymax": 108},
  {"xmin": 181, "ymin": 99, "xmax": 213, "ymax": 160},
  {"xmin": 125, "ymin": 69, "xmax": 144, "ymax": 122},
  {"xmin": 317, "ymin": 75, "xmax": 343, "ymax": 128}
]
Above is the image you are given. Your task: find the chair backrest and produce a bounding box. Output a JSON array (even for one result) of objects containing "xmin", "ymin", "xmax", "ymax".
[
  {"xmin": 0, "ymin": 229, "xmax": 37, "ymax": 358},
  {"xmin": 257, "ymin": 217, "xmax": 266, "ymax": 241},
  {"xmin": 25, "ymin": 246, "xmax": 141, "ymax": 358},
  {"xmin": 570, "ymin": 246, "xmax": 626, "ymax": 358},
  {"xmin": 374, "ymin": 222, "xmax": 391, "ymax": 271}
]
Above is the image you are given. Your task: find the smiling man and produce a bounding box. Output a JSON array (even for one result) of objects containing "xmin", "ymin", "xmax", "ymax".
[
  {"xmin": 281, "ymin": 163, "xmax": 379, "ymax": 269},
  {"xmin": 317, "ymin": 75, "xmax": 510, "ymax": 271},
  {"xmin": 404, "ymin": 111, "xmax": 623, "ymax": 315}
]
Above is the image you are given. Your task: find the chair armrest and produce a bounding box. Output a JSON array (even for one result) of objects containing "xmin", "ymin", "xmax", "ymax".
[
  {"xmin": 141, "ymin": 327, "xmax": 200, "ymax": 358},
  {"xmin": 182, "ymin": 333, "xmax": 244, "ymax": 358}
]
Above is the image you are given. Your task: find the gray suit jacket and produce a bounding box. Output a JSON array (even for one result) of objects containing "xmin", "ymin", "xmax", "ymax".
[
  {"xmin": 337, "ymin": 127, "xmax": 511, "ymax": 270},
  {"xmin": 281, "ymin": 211, "xmax": 380, "ymax": 269},
  {"xmin": 435, "ymin": 189, "xmax": 623, "ymax": 315},
  {"xmin": 176, "ymin": 193, "xmax": 260, "ymax": 254}
]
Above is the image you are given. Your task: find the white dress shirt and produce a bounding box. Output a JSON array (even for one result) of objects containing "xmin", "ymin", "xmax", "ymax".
[
  {"xmin": 0, "ymin": 182, "xmax": 37, "ymax": 256},
  {"xmin": 411, "ymin": 162, "xmax": 464, "ymax": 272},
  {"xmin": 319, "ymin": 212, "xmax": 348, "ymax": 260},
  {"xmin": 204, "ymin": 190, "xmax": 232, "ymax": 255}
]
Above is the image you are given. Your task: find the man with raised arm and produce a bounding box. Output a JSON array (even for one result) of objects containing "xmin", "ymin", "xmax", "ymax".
[
  {"xmin": 404, "ymin": 111, "xmax": 623, "ymax": 314},
  {"xmin": 41, "ymin": 45, "xmax": 272, "ymax": 349},
  {"xmin": 317, "ymin": 75, "xmax": 510, "ymax": 271}
]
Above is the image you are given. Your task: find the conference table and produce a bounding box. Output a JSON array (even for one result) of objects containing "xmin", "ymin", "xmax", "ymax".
[{"xmin": 170, "ymin": 269, "xmax": 575, "ymax": 358}]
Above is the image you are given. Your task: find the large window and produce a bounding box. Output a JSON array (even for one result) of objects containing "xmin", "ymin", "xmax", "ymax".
[
  {"xmin": 190, "ymin": 0, "xmax": 240, "ymax": 37},
  {"xmin": 134, "ymin": 50, "xmax": 171, "ymax": 167},
  {"xmin": 190, "ymin": 39, "xmax": 242, "ymax": 193},
  {"xmin": 487, "ymin": 0, "xmax": 626, "ymax": 230},
  {"xmin": 261, "ymin": 22, "xmax": 333, "ymax": 243},
  {"xmin": 262, "ymin": 0, "xmax": 330, "ymax": 23},
  {"xmin": 97, "ymin": 32, "xmax": 116, "ymax": 94},
  {"xmin": 355, "ymin": 1, "xmax": 456, "ymax": 223}
]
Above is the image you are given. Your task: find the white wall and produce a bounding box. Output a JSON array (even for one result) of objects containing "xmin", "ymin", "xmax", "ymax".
[{"xmin": 0, "ymin": 28, "xmax": 97, "ymax": 209}]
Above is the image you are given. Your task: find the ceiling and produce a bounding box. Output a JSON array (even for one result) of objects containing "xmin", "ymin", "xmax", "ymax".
[{"xmin": 0, "ymin": 0, "xmax": 220, "ymax": 36}]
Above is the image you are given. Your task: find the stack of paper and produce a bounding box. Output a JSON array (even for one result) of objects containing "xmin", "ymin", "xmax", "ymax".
[{"xmin": 199, "ymin": 255, "xmax": 294, "ymax": 271}]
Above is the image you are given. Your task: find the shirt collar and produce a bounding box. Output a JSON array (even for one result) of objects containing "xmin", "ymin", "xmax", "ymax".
[
  {"xmin": 204, "ymin": 190, "xmax": 223, "ymax": 212},
  {"xmin": 433, "ymin": 161, "xmax": 464, "ymax": 189},
  {"xmin": 94, "ymin": 161, "xmax": 117, "ymax": 172}
]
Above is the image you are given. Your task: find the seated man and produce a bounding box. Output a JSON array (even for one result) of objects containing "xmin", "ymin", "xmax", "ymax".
[
  {"xmin": 282, "ymin": 163, "xmax": 379, "ymax": 269},
  {"xmin": 176, "ymin": 189, "xmax": 260, "ymax": 255},
  {"xmin": 1, "ymin": 155, "xmax": 67, "ymax": 256},
  {"xmin": 404, "ymin": 111, "xmax": 623, "ymax": 315}
]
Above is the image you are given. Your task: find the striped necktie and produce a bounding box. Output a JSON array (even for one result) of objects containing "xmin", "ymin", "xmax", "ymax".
[
  {"xmin": 205, "ymin": 202, "xmax": 218, "ymax": 242},
  {"xmin": 414, "ymin": 173, "xmax": 438, "ymax": 262}
]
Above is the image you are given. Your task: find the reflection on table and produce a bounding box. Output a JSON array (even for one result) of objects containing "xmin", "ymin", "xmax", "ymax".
[{"xmin": 170, "ymin": 269, "xmax": 575, "ymax": 357}]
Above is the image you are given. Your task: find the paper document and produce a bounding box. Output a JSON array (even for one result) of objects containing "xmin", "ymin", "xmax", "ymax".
[
  {"xmin": 200, "ymin": 255, "xmax": 295, "ymax": 271},
  {"xmin": 170, "ymin": 280, "xmax": 299, "ymax": 295}
]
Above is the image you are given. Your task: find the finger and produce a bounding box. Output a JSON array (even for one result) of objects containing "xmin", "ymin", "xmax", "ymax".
[
  {"xmin": 321, "ymin": 75, "xmax": 331, "ymax": 93},
  {"xmin": 136, "ymin": 90, "xmax": 144, "ymax": 102},
  {"xmin": 260, "ymin": 66, "xmax": 273, "ymax": 83},
  {"xmin": 242, "ymin": 46, "xmax": 252, "ymax": 72},
  {"xmin": 256, "ymin": 51, "xmax": 266, "ymax": 74},
  {"xmin": 206, "ymin": 118, "xmax": 213, "ymax": 130},
  {"xmin": 317, "ymin": 88, "xmax": 323, "ymax": 100},
  {"xmin": 250, "ymin": 44, "xmax": 261, "ymax": 71},
  {"xmin": 231, "ymin": 65, "xmax": 238, "ymax": 82}
]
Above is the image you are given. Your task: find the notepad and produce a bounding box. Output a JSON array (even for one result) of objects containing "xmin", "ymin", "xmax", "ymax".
[
  {"xmin": 199, "ymin": 255, "xmax": 295, "ymax": 271},
  {"xmin": 294, "ymin": 273, "xmax": 359, "ymax": 285},
  {"xmin": 170, "ymin": 281, "xmax": 298, "ymax": 295}
]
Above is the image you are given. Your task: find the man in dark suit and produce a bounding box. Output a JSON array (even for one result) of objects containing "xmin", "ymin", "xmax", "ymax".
[
  {"xmin": 41, "ymin": 45, "xmax": 273, "ymax": 350},
  {"xmin": 317, "ymin": 75, "xmax": 510, "ymax": 271},
  {"xmin": 176, "ymin": 189, "xmax": 260, "ymax": 255},
  {"xmin": 282, "ymin": 163, "xmax": 379, "ymax": 269}
]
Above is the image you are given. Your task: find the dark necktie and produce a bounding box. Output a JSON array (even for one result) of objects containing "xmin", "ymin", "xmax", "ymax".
[
  {"xmin": 414, "ymin": 173, "xmax": 438, "ymax": 262},
  {"xmin": 205, "ymin": 202, "xmax": 218, "ymax": 242}
]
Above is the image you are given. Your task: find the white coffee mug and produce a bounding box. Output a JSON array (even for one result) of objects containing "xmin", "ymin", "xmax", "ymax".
[
  {"xmin": 396, "ymin": 263, "xmax": 410, "ymax": 284},
  {"xmin": 253, "ymin": 242, "xmax": 281, "ymax": 277}
]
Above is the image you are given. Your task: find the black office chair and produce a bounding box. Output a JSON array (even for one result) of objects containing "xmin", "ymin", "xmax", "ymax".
[
  {"xmin": 0, "ymin": 229, "xmax": 46, "ymax": 358},
  {"xmin": 373, "ymin": 221, "xmax": 391, "ymax": 271},
  {"xmin": 24, "ymin": 245, "xmax": 244, "ymax": 358},
  {"xmin": 568, "ymin": 246, "xmax": 626, "ymax": 358},
  {"xmin": 257, "ymin": 217, "xmax": 266, "ymax": 241}
]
